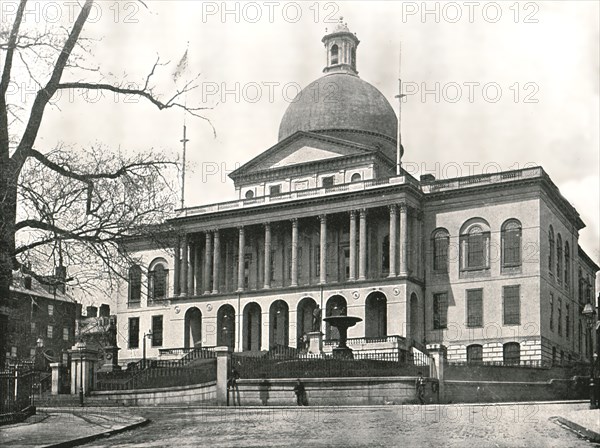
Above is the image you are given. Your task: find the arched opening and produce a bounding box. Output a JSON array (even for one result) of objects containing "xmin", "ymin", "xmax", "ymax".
[
  {"xmin": 148, "ymin": 258, "xmax": 168, "ymax": 303},
  {"xmin": 217, "ymin": 304, "xmax": 235, "ymax": 350},
  {"xmin": 296, "ymin": 297, "xmax": 317, "ymax": 349},
  {"xmin": 243, "ymin": 302, "xmax": 262, "ymax": 352},
  {"xmin": 330, "ymin": 44, "xmax": 339, "ymax": 65},
  {"xmin": 365, "ymin": 292, "xmax": 387, "ymax": 339},
  {"xmin": 409, "ymin": 293, "xmax": 421, "ymax": 343},
  {"xmin": 351, "ymin": 47, "xmax": 356, "ymax": 70},
  {"xmin": 184, "ymin": 307, "xmax": 202, "ymax": 349},
  {"xmin": 269, "ymin": 300, "xmax": 289, "ymax": 349},
  {"xmin": 325, "ymin": 295, "xmax": 347, "ymax": 340},
  {"xmin": 350, "ymin": 173, "xmax": 361, "ymax": 183}
]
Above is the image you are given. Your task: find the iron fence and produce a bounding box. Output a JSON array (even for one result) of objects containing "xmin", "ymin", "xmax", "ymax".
[{"xmin": 0, "ymin": 366, "xmax": 34, "ymax": 424}]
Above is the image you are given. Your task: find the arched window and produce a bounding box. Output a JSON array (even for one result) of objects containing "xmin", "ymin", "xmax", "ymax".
[
  {"xmin": 217, "ymin": 304, "xmax": 235, "ymax": 350},
  {"xmin": 564, "ymin": 242, "xmax": 570, "ymax": 287},
  {"xmin": 466, "ymin": 344, "xmax": 483, "ymax": 364},
  {"xmin": 460, "ymin": 220, "xmax": 490, "ymax": 271},
  {"xmin": 330, "ymin": 44, "xmax": 339, "ymax": 65},
  {"xmin": 548, "ymin": 226, "xmax": 555, "ymax": 273},
  {"xmin": 148, "ymin": 259, "xmax": 168, "ymax": 303},
  {"xmin": 556, "ymin": 233, "xmax": 563, "ymax": 282},
  {"xmin": 128, "ymin": 265, "xmax": 142, "ymax": 306},
  {"xmin": 350, "ymin": 173, "xmax": 362, "ymax": 183},
  {"xmin": 432, "ymin": 228, "xmax": 449, "ymax": 272},
  {"xmin": 351, "ymin": 47, "xmax": 356, "ymax": 70},
  {"xmin": 501, "ymin": 219, "xmax": 521, "ymax": 268},
  {"xmin": 245, "ymin": 190, "xmax": 254, "ymax": 199},
  {"xmin": 365, "ymin": 292, "xmax": 387, "ymax": 339},
  {"xmin": 578, "ymin": 268, "xmax": 583, "ymax": 302},
  {"xmin": 503, "ymin": 342, "xmax": 520, "ymax": 365}
]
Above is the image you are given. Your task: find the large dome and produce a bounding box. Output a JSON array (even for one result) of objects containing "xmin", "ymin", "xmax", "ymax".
[{"xmin": 278, "ymin": 73, "xmax": 398, "ymax": 142}]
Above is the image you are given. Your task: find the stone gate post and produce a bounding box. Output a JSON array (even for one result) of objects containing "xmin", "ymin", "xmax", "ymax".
[
  {"xmin": 426, "ymin": 343, "xmax": 447, "ymax": 403},
  {"xmin": 215, "ymin": 346, "xmax": 231, "ymax": 406}
]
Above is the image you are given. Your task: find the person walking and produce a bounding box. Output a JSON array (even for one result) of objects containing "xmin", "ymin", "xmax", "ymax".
[
  {"xmin": 415, "ymin": 371, "xmax": 426, "ymax": 405},
  {"xmin": 293, "ymin": 379, "xmax": 307, "ymax": 406}
]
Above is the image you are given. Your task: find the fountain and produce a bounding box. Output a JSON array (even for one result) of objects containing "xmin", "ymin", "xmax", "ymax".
[{"xmin": 323, "ymin": 315, "xmax": 362, "ymax": 359}]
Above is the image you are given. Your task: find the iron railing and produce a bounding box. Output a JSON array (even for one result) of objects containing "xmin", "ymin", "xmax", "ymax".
[{"xmin": 0, "ymin": 366, "xmax": 34, "ymax": 423}]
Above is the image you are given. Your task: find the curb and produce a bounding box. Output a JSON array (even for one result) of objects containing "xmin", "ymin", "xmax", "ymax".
[
  {"xmin": 41, "ymin": 417, "xmax": 149, "ymax": 448},
  {"xmin": 553, "ymin": 416, "xmax": 600, "ymax": 443}
]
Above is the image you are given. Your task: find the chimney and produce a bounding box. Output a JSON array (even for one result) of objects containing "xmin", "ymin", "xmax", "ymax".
[{"xmin": 55, "ymin": 265, "xmax": 67, "ymax": 294}]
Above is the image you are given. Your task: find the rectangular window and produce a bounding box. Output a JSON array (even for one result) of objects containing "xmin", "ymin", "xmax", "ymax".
[
  {"xmin": 30, "ymin": 348, "xmax": 36, "ymax": 358},
  {"xmin": 151, "ymin": 315, "xmax": 163, "ymax": 347},
  {"xmin": 466, "ymin": 289, "xmax": 483, "ymax": 327},
  {"xmin": 322, "ymin": 176, "xmax": 334, "ymax": 188},
  {"xmin": 31, "ymin": 322, "xmax": 36, "ymax": 334},
  {"xmin": 566, "ymin": 303, "xmax": 570, "ymax": 339},
  {"xmin": 433, "ymin": 292, "xmax": 448, "ymax": 330},
  {"xmin": 244, "ymin": 254, "xmax": 251, "ymax": 289},
  {"xmin": 315, "ymin": 246, "xmax": 320, "ymax": 277},
  {"xmin": 47, "ymin": 325, "xmax": 53, "ymax": 338},
  {"xmin": 344, "ymin": 247, "xmax": 350, "ymax": 280},
  {"xmin": 503, "ymin": 285, "xmax": 520, "ymax": 325},
  {"xmin": 557, "ymin": 298, "xmax": 562, "ymax": 336},
  {"xmin": 269, "ymin": 185, "xmax": 281, "ymax": 196},
  {"xmin": 48, "ymin": 304, "xmax": 54, "ymax": 316},
  {"xmin": 63, "ymin": 327, "xmax": 70, "ymax": 341},
  {"xmin": 286, "ymin": 247, "xmax": 292, "ymax": 280},
  {"xmin": 11, "ymin": 346, "xmax": 17, "ymax": 358},
  {"xmin": 128, "ymin": 317, "xmax": 140, "ymax": 349},
  {"xmin": 270, "ymin": 249, "xmax": 276, "ymax": 282},
  {"xmin": 550, "ymin": 294, "xmax": 554, "ymax": 331}
]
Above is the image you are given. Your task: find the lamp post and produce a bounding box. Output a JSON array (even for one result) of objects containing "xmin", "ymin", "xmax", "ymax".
[
  {"xmin": 142, "ymin": 330, "xmax": 153, "ymax": 369},
  {"xmin": 582, "ymin": 302, "xmax": 597, "ymax": 409},
  {"xmin": 34, "ymin": 338, "xmax": 43, "ymax": 405}
]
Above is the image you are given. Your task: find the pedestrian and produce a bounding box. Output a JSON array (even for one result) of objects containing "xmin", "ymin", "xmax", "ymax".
[
  {"xmin": 293, "ymin": 379, "xmax": 307, "ymax": 406},
  {"xmin": 302, "ymin": 333, "xmax": 309, "ymax": 352},
  {"xmin": 415, "ymin": 371, "xmax": 426, "ymax": 405},
  {"xmin": 228, "ymin": 366, "xmax": 241, "ymax": 406}
]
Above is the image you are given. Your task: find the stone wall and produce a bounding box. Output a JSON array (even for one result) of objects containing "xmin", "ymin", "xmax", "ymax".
[{"xmin": 91, "ymin": 381, "xmax": 216, "ymax": 406}]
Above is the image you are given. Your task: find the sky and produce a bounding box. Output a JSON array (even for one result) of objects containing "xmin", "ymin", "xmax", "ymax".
[{"xmin": 23, "ymin": 0, "xmax": 599, "ymax": 296}]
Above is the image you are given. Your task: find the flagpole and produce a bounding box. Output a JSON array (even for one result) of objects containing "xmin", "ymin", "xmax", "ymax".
[
  {"xmin": 180, "ymin": 124, "xmax": 189, "ymax": 209},
  {"xmin": 395, "ymin": 42, "xmax": 403, "ymax": 176}
]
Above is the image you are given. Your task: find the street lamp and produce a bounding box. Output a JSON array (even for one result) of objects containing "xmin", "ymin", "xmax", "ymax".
[
  {"xmin": 142, "ymin": 330, "xmax": 153, "ymax": 369},
  {"xmin": 582, "ymin": 302, "xmax": 597, "ymax": 409},
  {"xmin": 34, "ymin": 338, "xmax": 44, "ymax": 405}
]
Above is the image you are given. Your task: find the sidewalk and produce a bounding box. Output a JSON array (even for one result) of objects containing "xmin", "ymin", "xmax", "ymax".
[
  {"xmin": 555, "ymin": 408, "xmax": 600, "ymax": 443},
  {"xmin": 0, "ymin": 407, "xmax": 148, "ymax": 448}
]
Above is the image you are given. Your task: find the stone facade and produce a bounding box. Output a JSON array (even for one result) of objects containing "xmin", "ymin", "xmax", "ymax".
[{"xmin": 115, "ymin": 23, "xmax": 598, "ymax": 369}]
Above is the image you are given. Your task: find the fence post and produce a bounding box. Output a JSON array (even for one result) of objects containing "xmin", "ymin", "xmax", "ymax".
[
  {"xmin": 215, "ymin": 346, "xmax": 231, "ymax": 406},
  {"xmin": 426, "ymin": 344, "xmax": 447, "ymax": 403}
]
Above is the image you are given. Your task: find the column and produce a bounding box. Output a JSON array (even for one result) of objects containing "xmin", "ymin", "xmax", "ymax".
[
  {"xmin": 212, "ymin": 230, "xmax": 220, "ymax": 294},
  {"xmin": 417, "ymin": 212, "xmax": 424, "ymax": 279},
  {"xmin": 399, "ymin": 203, "xmax": 408, "ymax": 276},
  {"xmin": 264, "ymin": 223, "xmax": 271, "ymax": 289},
  {"xmin": 173, "ymin": 236, "xmax": 181, "ymax": 296},
  {"xmin": 359, "ymin": 209, "xmax": 367, "ymax": 280},
  {"xmin": 194, "ymin": 243, "xmax": 201, "ymax": 295},
  {"xmin": 319, "ymin": 215, "xmax": 327, "ymax": 284},
  {"xmin": 291, "ymin": 218, "xmax": 299, "ymax": 287},
  {"xmin": 181, "ymin": 235, "xmax": 188, "ymax": 296},
  {"xmin": 187, "ymin": 238, "xmax": 195, "ymax": 295},
  {"xmin": 203, "ymin": 232, "xmax": 212, "ymax": 294},
  {"xmin": 237, "ymin": 227, "xmax": 245, "ymax": 291},
  {"xmin": 389, "ymin": 205, "xmax": 397, "ymax": 277},
  {"xmin": 349, "ymin": 211, "xmax": 357, "ymax": 281}
]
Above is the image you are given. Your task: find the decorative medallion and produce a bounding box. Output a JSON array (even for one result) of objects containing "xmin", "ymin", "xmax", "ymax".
[
  {"xmin": 352, "ymin": 291, "xmax": 360, "ymax": 300},
  {"xmin": 207, "ymin": 304, "xmax": 213, "ymax": 311},
  {"xmin": 393, "ymin": 287, "xmax": 400, "ymax": 296},
  {"xmin": 174, "ymin": 305, "xmax": 181, "ymax": 314}
]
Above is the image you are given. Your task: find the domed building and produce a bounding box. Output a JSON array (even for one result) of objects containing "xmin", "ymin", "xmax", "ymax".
[{"xmin": 116, "ymin": 22, "xmax": 598, "ymax": 377}]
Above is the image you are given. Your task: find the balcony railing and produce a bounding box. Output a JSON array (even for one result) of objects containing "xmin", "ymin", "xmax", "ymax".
[
  {"xmin": 421, "ymin": 167, "xmax": 544, "ymax": 194},
  {"xmin": 176, "ymin": 175, "xmax": 415, "ymax": 217}
]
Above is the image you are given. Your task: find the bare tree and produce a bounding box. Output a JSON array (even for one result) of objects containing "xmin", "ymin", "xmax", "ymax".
[{"xmin": 0, "ymin": 0, "xmax": 209, "ymax": 364}]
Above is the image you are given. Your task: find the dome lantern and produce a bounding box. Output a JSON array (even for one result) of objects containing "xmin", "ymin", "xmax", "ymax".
[{"xmin": 322, "ymin": 17, "xmax": 360, "ymax": 76}]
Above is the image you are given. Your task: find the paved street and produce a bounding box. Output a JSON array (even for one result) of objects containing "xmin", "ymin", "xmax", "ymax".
[{"xmin": 85, "ymin": 402, "xmax": 594, "ymax": 447}]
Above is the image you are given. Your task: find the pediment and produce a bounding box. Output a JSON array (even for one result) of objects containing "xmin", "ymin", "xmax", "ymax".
[{"xmin": 230, "ymin": 132, "xmax": 374, "ymax": 179}]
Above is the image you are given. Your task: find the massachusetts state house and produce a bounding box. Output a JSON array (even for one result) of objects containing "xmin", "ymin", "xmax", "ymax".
[{"xmin": 116, "ymin": 21, "xmax": 598, "ymax": 367}]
